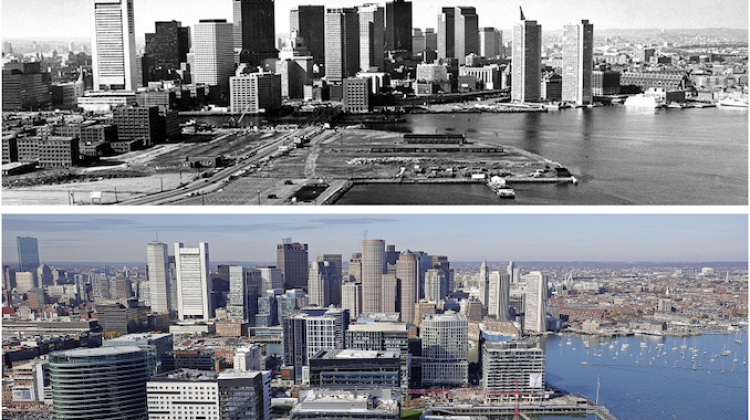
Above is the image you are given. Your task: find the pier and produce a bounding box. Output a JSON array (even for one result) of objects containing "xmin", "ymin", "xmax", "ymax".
[{"xmin": 424, "ymin": 400, "xmax": 620, "ymax": 420}]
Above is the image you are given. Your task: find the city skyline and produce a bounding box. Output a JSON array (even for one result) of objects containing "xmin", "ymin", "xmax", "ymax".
[
  {"xmin": 2, "ymin": 214, "xmax": 746, "ymax": 264},
  {"xmin": 2, "ymin": 0, "xmax": 747, "ymax": 42}
]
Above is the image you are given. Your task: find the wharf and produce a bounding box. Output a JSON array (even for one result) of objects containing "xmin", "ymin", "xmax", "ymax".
[
  {"xmin": 425, "ymin": 399, "xmax": 619, "ymax": 420},
  {"xmin": 507, "ymin": 177, "xmax": 577, "ymax": 184}
]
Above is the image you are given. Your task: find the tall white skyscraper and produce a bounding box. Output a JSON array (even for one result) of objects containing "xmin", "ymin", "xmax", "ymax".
[
  {"xmin": 478, "ymin": 258, "xmax": 489, "ymax": 308},
  {"xmin": 341, "ymin": 281, "xmax": 362, "ymax": 318},
  {"xmin": 324, "ymin": 8, "xmax": 360, "ymax": 82},
  {"xmin": 192, "ymin": 19, "xmax": 235, "ymax": 94},
  {"xmin": 174, "ymin": 242, "xmax": 212, "ymax": 321},
  {"xmin": 308, "ymin": 261, "xmax": 337, "ymax": 307},
  {"xmin": 488, "ymin": 271, "xmax": 510, "ymax": 321},
  {"xmin": 92, "ymin": 0, "xmax": 138, "ymax": 91},
  {"xmin": 147, "ymin": 241, "xmax": 170, "ymax": 314},
  {"xmin": 511, "ymin": 9, "xmax": 541, "ymax": 103},
  {"xmin": 524, "ymin": 271, "xmax": 548, "ymax": 333},
  {"xmin": 361, "ymin": 239, "xmax": 385, "ymax": 313},
  {"xmin": 358, "ymin": 4, "xmax": 385, "ymax": 72},
  {"xmin": 562, "ymin": 19, "xmax": 594, "ymax": 105}
]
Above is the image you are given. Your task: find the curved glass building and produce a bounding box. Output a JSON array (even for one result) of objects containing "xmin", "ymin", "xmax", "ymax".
[{"xmin": 49, "ymin": 346, "xmax": 149, "ymax": 420}]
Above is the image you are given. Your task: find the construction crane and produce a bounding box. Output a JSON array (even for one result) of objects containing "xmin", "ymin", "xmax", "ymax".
[{"xmin": 513, "ymin": 380, "xmax": 521, "ymax": 420}]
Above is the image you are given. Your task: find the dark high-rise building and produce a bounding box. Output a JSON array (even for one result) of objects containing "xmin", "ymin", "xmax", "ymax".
[
  {"xmin": 144, "ymin": 21, "xmax": 190, "ymax": 80},
  {"xmin": 2, "ymin": 62, "xmax": 52, "ymax": 111},
  {"xmin": 512, "ymin": 10, "xmax": 542, "ymax": 103},
  {"xmin": 438, "ymin": 7, "xmax": 478, "ymax": 60},
  {"xmin": 112, "ymin": 106, "xmax": 165, "ymax": 146},
  {"xmin": 324, "ymin": 8, "xmax": 360, "ymax": 83},
  {"xmin": 437, "ymin": 7, "xmax": 455, "ymax": 60},
  {"xmin": 234, "ymin": 0, "xmax": 278, "ymax": 66},
  {"xmin": 290, "ymin": 5, "xmax": 326, "ymax": 70},
  {"xmin": 17, "ymin": 236, "xmax": 40, "ymax": 273},
  {"xmin": 277, "ymin": 241, "xmax": 309, "ymax": 290},
  {"xmin": 385, "ymin": 0, "xmax": 412, "ymax": 54}
]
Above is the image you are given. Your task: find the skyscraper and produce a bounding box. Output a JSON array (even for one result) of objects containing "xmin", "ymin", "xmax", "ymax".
[
  {"xmin": 511, "ymin": 10, "xmax": 542, "ymax": 103},
  {"xmin": 358, "ymin": 4, "xmax": 385, "ymax": 72},
  {"xmin": 258, "ymin": 266, "xmax": 283, "ymax": 292},
  {"xmin": 421, "ymin": 313, "xmax": 468, "ymax": 386},
  {"xmin": 191, "ymin": 20, "xmax": 235, "ymax": 94},
  {"xmin": 144, "ymin": 21, "xmax": 190, "ymax": 78},
  {"xmin": 454, "ymin": 7, "xmax": 479, "ymax": 60},
  {"xmin": 341, "ymin": 281, "xmax": 362, "ymax": 318},
  {"xmin": 146, "ymin": 241, "xmax": 170, "ymax": 314},
  {"xmin": 524, "ymin": 271, "xmax": 548, "ymax": 333},
  {"xmin": 478, "ymin": 258, "xmax": 489, "ymax": 309},
  {"xmin": 562, "ymin": 19, "xmax": 594, "ymax": 105},
  {"xmin": 227, "ymin": 266, "xmax": 262, "ymax": 323},
  {"xmin": 479, "ymin": 27, "xmax": 502, "ymax": 58},
  {"xmin": 361, "ymin": 239, "xmax": 385, "ymax": 313},
  {"xmin": 283, "ymin": 307, "xmax": 349, "ymax": 382},
  {"xmin": 92, "ymin": 0, "xmax": 138, "ymax": 91},
  {"xmin": 396, "ymin": 251, "xmax": 419, "ymax": 324},
  {"xmin": 234, "ymin": 0, "xmax": 278, "ymax": 66},
  {"xmin": 324, "ymin": 8, "xmax": 360, "ymax": 83},
  {"xmin": 316, "ymin": 254, "xmax": 343, "ymax": 305},
  {"xmin": 277, "ymin": 241, "xmax": 309, "ymax": 290},
  {"xmin": 290, "ymin": 6, "xmax": 325, "ymax": 71},
  {"xmin": 385, "ymin": 0, "xmax": 412, "ymax": 54},
  {"xmin": 437, "ymin": 7, "xmax": 455, "ymax": 60},
  {"xmin": 308, "ymin": 261, "xmax": 337, "ymax": 307},
  {"xmin": 174, "ymin": 242, "xmax": 212, "ymax": 321},
  {"xmin": 17, "ymin": 236, "xmax": 40, "ymax": 273},
  {"xmin": 488, "ymin": 271, "xmax": 510, "ymax": 321},
  {"xmin": 50, "ymin": 347, "xmax": 149, "ymax": 420}
]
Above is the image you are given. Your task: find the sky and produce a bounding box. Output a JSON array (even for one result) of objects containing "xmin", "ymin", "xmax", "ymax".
[
  {"xmin": 1, "ymin": 214, "xmax": 747, "ymax": 264},
  {"xmin": 2, "ymin": 0, "xmax": 747, "ymax": 42}
]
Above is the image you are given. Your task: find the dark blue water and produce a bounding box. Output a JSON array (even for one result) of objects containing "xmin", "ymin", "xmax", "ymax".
[
  {"xmin": 542, "ymin": 331, "xmax": 748, "ymax": 420},
  {"xmin": 337, "ymin": 107, "xmax": 747, "ymax": 205}
]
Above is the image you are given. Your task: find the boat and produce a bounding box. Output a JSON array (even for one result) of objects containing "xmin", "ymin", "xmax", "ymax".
[
  {"xmin": 581, "ymin": 361, "xmax": 588, "ymax": 366},
  {"xmin": 624, "ymin": 94, "xmax": 665, "ymax": 108},
  {"xmin": 495, "ymin": 188, "xmax": 516, "ymax": 199},
  {"xmin": 718, "ymin": 98, "xmax": 749, "ymax": 108}
]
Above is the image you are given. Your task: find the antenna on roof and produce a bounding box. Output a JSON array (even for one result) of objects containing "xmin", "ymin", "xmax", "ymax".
[{"xmin": 520, "ymin": 6, "xmax": 526, "ymax": 21}]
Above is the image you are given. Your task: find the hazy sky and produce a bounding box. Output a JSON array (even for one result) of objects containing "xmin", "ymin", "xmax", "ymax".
[
  {"xmin": 2, "ymin": 0, "xmax": 747, "ymax": 42},
  {"xmin": 2, "ymin": 214, "xmax": 746, "ymax": 264}
]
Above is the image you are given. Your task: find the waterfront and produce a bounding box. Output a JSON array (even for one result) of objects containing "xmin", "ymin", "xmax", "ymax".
[
  {"xmin": 337, "ymin": 106, "xmax": 747, "ymax": 205},
  {"xmin": 542, "ymin": 330, "xmax": 748, "ymax": 420}
]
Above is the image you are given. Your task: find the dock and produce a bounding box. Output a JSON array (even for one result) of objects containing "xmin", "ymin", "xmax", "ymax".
[{"xmin": 424, "ymin": 401, "xmax": 620, "ymax": 420}]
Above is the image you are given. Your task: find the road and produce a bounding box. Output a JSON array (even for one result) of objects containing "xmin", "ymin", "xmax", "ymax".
[{"xmin": 119, "ymin": 125, "xmax": 321, "ymax": 205}]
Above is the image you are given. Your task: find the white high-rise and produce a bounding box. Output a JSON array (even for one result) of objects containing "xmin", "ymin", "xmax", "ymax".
[
  {"xmin": 192, "ymin": 20, "xmax": 235, "ymax": 94},
  {"xmin": 488, "ymin": 271, "xmax": 510, "ymax": 321},
  {"xmin": 562, "ymin": 20, "xmax": 594, "ymax": 105},
  {"xmin": 92, "ymin": 0, "xmax": 138, "ymax": 91},
  {"xmin": 361, "ymin": 239, "xmax": 385, "ymax": 313},
  {"xmin": 524, "ymin": 271, "xmax": 548, "ymax": 333},
  {"xmin": 308, "ymin": 261, "xmax": 337, "ymax": 307},
  {"xmin": 478, "ymin": 258, "xmax": 489, "ymax": 308},
  {"xmin": 147, "ymin": 241, "xmax": 170, "ymax": 314},
  {"xmin": 421, "ymin": 313, "xmax": 468, "ymax": 386},
  {"xmin": 358, "ymin": 4, "xmax": 385, "ymax": 72},
  {"xmin": 174, "ymin": 242, "xmax": 212, "ymax": 321}
]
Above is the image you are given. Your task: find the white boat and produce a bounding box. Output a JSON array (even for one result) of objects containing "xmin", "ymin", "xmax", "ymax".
[
  {"xmin": 718, "ymin": 98, "xmax": 749, "ymax": 108},
  {"xmin": 624, "ymin": 94, "xmax": 665, "ymax": 108}
]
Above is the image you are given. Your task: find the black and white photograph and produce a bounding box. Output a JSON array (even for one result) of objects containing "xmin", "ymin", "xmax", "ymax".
[{"xmin": 1, "ymin": 0, "xmax": 747, "ymax": 205}]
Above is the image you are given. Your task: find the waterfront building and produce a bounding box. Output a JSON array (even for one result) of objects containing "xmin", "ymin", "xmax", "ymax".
[
  {"xmin": 233, "ymin": 0, "xmax": 277, "ymax": 66},
  {"xmin": 396, "ymin": 251, "xmax": 419, "ymax": 325},
  {"xmin": 421, "ymin": 313, "xmax": 468, "ymax": 386},
  {"xmin": 480, "ymin": 27, "xmax": 502, "ymax": 58},
  {"xmin": 511, "ymin": 11, "xmax": 542, "ymax": 103},
  {"xmin": 324, "ymin": 8, "xmax": 360, "ymax": 83},
  {"xmin": 174, "ymin": 242, "xmax": 212, "ymax": 321},
  {"xmin": 227, "ymin": 266, "xmax": 262, "ymax": 323},
  {"xmin": 17, "ymin": 237, "xmax": 40, "ymax": 273},
  {"xmin": 104, "ymin": 332, "xmax": 175, "ymax": 375},
  {"xmin": 541, "ymin": 73, "xmax": 563, "ymax": 102},
  {"xmin": 592, "ymin": 70, "xmax": 621, "ymax": 95},
  {"xmin": 309, "ymin": 349, "xmax": 400, "ymax": 389},
  {"xmin": 50, "ymin": 347, "xmax": 149, "ymax": 420},
  {"xmin": 277, "ymin": 241, "xmax": 309, "ymax": 291},
  {"xmin": 147, "ymin": 368, "xmax": 271, "ymax": 420},
  {"xmin": 146, "ymin": 241, "xmax": 170, "ymax": 314},
  {"xmin": 257, "ymin": 266, "xmax": 283, "ymax": 292},
  {"xmin": 15, "ymin": 136, "xmax": 80, "ymax": 169},
  {"xmin": 316, "ymin": 254, "xmax": 343, "ymax": 305},
  {"xmin": 347, "ymin": 318, "xmax": 410, "ymax": 392},
  {"xmin": 2, "ymin": 62, "xmax": 52, "ymax": 111},
  {"xmin": 192, "ymin": 20, "xmax": 235, "ymax": 94},
  {"xmin": 92, "ymin": 0, "xmax": 138, "ymax": 91},
  {"xmin": 113, "ymin": 106, "xmax": 165, "ymax": 147},
  {"xmin": 308, "ymin": 261, "xmax": 337, "ymax": 307},
  {"xmin": 290, "ymin": 6, "xmax": 326, "ymax": 71},
  {"xmin": 358, "ymin": 4, "xmax": 385, "ymax": 72},
  {"xmin": 229, "ymin": 72, "xmax": 282, "ymax": 114},
  {"xmin": 144, "ymin": 21, "xmax": 190, "ymax": 80},
  {"xmin": 481, "ymin": 340, "xmax": 545, "ymax": 393},
  {"xmin": 341, "ymin": 281, "xmax": 362, "ymax": 318},
  {"xmin": 362, "ymin": 240, "xmax": 386, "ymax": 313},
  {"xmin": 460, "ymin": 64, "xmax": 502, "ymax": 90},
  {"xmin": 620, "ymin": 71, "xmax": 691, "ymax": 91},
  {"xmin": 290, "ymin": 389, "xmax": 398, "ymax": 420},
  {"xmin": 385, "ymin": 0, "xmax": 412, "ymax": 54},
  {"xmin": 562, "ymin": 20, "xmax": 594, "ymax": 105},
  {"xmin": 283, "ymin": 307, "xmax": 350, "ymax": 383},
  {"xmin": 343, "ymin": 77, "xmax": 371, "ymax": 113},
  {"xmin": 524, "ymin": 271, "xmax": 547, "ymax": 334}
]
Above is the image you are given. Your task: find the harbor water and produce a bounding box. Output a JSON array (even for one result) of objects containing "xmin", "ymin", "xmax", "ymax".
[
  {"xmin": 336, "ymin": 106, "xmax": 747, "ymax": 205},
  {"xmin": 541, "ymin": 330, "xmax": 748, "ymax": 420}
]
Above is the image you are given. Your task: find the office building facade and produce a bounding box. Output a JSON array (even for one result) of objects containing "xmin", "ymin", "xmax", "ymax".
[
  {"xmin": 482, "ymin": 340, "xmax": 545, "ymax": 393},
  {"xmin": 361, "ymin": 240, "xmax": 386, "ymax": 313},
  {"xmin": 396, "ymin": 251, "xmax": 419, "ymax": 325},
  {"xmin": 358, "ymin": 4, "xmax": 385, "ymax": 72},
  {"xmin": 50, "ymin": 347, "xmax": 149, "ymax": 420},
  {"xmin": 144, "ymin": 21, "xmax": 190, "ymax": 79},
  {"xmin": 227, "ymin": 266, "xmax": 262, "ymax": 323},
  {"xmin": 234, "ymin": 0, "xmax": 277, "ymax": 66},
  {"xmin": 92, "ymin": 0, "xmax": 138, "ymax": 91},
  {"xmin": 324, "ymin": 8, "xmax": 360, "ymax": 83},
  {"xmin": 229, "ymin": 72, "xmax": 282, "ymax": 114},
  {"xmin": 290, "ymin": 6, "xmax": 325, "ymax": 70},
  {"xmin": 308, "ymin": 349, "xmax": 400, "ymax": 390},
  {"xmin": 385, "ymin": 0, "xmax": 412, "ymax": 53},
  {"xmin": 283, "ymin": 308, "xmax": 349, "ymax": 383},
  {"xmin": 562, "ymin": 20, "xmax": 594, "ymax": 105},
  {"xmin": 421, "ymin": 313, "xmax": 468, "ymax": 386},
  {"xmin": 511, "ymin": 16, "xmax": 542, "ymax": 103},
  {"xmin": 147, "ymin": 241, "xmax": 170, "ymax": 314},
  {"xmin": 174, "ymin": 242, "xmax": 212, "ymax": 321},
  {"xmin": 192, "ymin": 20, "xmax": 235, "ymax": 94},
  {"xmin": 524, "ymin": 271, "xmax": 548, "ymax": 334},
  {"xmin": 17, "ymin": 236, "xmax": 40, "ymax": 273},
  {"xmin": 277, "ymin": 241, "xmax": 309, "ymax": 290},
  {"xmin": 308, "ymin": 261, "xmax": 337, "ymax": 307}
]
